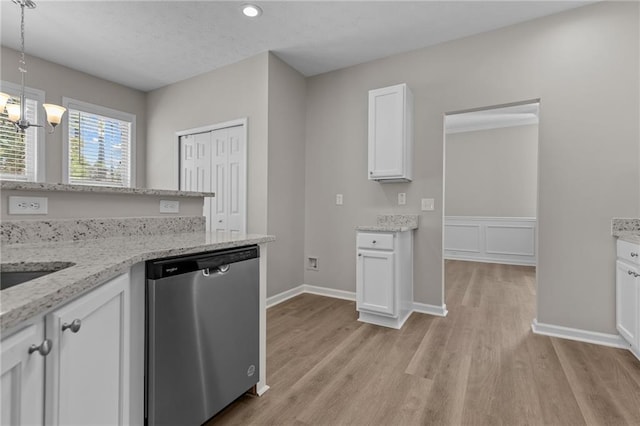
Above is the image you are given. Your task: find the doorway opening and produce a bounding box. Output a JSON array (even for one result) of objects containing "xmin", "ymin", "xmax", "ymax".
[{"xmin": 442, "ymin": 101, "xmax": 540, "ymax": 319}]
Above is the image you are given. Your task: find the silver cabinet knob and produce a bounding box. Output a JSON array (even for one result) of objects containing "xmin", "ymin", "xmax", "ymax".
[
  {"xmin": 631, "ymin": 252, "xmax": 639, "ymax": 258},
  {"xmin": 28, "ymin": 339, "xmax": 52, "ymax": 356},
  {"xmin": 358, "ymin": 253, "xmax": 362, "ymax": 257},
  {"xmin": 62, "ymin": 319, "xmax": 82, "ymax": 333},
  {"xmin": 372, "ymin": 240, "xmax": 377, "ymax": 244},
  {"xmin": 218, "ymin": 220, "xmax": 223, "ymax": 223},
  {"xmin": 628, "ymin": 270, "xmax": 640, "ymax": 278}
]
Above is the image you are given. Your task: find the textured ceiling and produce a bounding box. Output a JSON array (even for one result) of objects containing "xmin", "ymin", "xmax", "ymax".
[{"xmin": 0, "ymin": 1, "xmax": 592, "ymax": 92}]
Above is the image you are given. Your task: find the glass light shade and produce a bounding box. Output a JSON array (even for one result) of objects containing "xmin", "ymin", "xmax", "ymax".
[
  {"xmin": 0, "ymin": 92, "xmax": 9, "ymax": 111},
  {"xmin": 6, "ymin": 103, "xmax": 21, "ymax": 122},
  {"xmin": 242, "ymin": 4, "xmax": 262, "ymax": 17},
  {"xmin": 43, "ymin": 104, "xmax": 66, "ymax": 126}
]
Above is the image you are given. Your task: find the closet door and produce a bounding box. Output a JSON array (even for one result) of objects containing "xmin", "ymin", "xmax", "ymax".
[
  {"xmin": 180, "ymin": 132, "xmax": 212, "ymax": 229},
  {"xmin": 211, "ymin": 126, "xmax": 246, "ymax": 237}
]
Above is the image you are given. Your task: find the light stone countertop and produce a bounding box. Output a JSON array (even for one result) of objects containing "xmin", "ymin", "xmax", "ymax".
[
  {"xmin": 356, "ymin": 213, "xmax": 419, "ymax": 232},
  {"xmin": 1, "ymin": 180, "xmax": 215, "ymax": 198},
  {"xmin": 1, "ymin": 232, "xmax": 275, "ymax": 332}
]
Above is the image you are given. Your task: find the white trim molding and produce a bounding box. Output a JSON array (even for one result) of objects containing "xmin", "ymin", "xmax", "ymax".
[
  {"xmin": 531, "ymin": 319, "xmax": 628, "ymax": 349},
  {"xmin": 267, "ymin": 285, "xmax": 448, "ymax": 319},
  {"xmin": 413, "ymin": 302, "xmax": 448, "ymax": 317},
  {"xmin": 444, "ymin": 216, "xmax": 536, "ymax": 266}
]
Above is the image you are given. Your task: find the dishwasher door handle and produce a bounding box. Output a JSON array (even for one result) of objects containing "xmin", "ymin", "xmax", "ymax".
[{"xmin": 202, "ymin": 265, "xmax": 230, "ymax": 276}]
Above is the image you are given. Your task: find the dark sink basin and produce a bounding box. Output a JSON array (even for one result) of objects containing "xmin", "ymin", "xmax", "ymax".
[{"xmin": 1, "ymin": 262, "xmax": 75, "ymax": 291}]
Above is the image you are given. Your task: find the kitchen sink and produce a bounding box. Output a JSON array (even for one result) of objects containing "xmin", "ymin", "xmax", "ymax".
[{"xmin": 1, "ymin": 262, "xmax": 75, "ymax": 291}]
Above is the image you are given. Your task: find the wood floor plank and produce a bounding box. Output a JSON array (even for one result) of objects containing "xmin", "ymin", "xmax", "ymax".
[{"xmin": 207, "ymin": 261, "xmax": 640, "ymax": 426}]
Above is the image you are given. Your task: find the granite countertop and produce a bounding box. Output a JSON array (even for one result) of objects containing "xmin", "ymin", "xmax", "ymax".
[
  {"xmin": 611, "ymin": 218, "xmax": 640, "ymax": 244},
  {"xmin": 1, "ymin": 232, "xmax": 275, "ymax": 332},
  {"xmin": 1, "ymin": 180, "xmax": 215, "ymax": 198},
  {"xmin": 356, "ymin": 214, "xmax": 419, "ymax": 232}
]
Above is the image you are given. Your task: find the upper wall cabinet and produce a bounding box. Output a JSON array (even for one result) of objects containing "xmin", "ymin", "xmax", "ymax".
[{"xmin": 368, "ymin": 83, "xmax": 414, "ymax": 182}]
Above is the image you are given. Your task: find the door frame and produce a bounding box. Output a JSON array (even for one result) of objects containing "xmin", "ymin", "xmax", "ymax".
[
  {"xmin": 176, "ymin": 117, "xmax": 248, "ymax": 233},
  {"xmin": 441, "ymin": 99, "xmax": 540, "ymax": 315}
]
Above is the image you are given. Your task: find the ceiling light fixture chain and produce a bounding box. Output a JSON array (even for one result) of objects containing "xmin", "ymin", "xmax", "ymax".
[{"xmin": 0, "ymin": 0, "xmax": 66, "ymax": 134}]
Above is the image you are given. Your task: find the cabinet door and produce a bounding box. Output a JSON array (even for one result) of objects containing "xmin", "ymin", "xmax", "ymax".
[
  {"xmin": 45, "ymin": 273, "xmax": 130, "ymax": 426},
  {"xmin": 356, "ymin": 249, "xmax": 395, "ymax": 316},
  {"xmin": 368, "ymin": 84, "xmax": 406, "ymax": 180},
  {"xmin": 1, "ymin": 322, "xmax": 45, "ymax": 426},
  {"xmin": 616, "ymin": 260, "xmax": 639, "ymax": 347}
]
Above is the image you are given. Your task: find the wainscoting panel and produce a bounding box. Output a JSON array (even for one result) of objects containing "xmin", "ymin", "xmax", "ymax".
[{"xmin": 444, "ymin": 216, "xmax": 536, "ymax": 266}]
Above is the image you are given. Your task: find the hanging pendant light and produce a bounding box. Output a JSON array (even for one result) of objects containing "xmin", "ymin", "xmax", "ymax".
[{"xmin": 0, "ymin": 0, "xmax": 66, "ymax": 133}]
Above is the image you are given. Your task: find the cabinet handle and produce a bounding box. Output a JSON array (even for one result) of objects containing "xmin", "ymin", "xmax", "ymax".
[
  {"xmin": 628, "ymin": 270, "xmax": 640, "ymax": 278},
  {"xmin": 62, "ymin": 319, "xmax": 82, "ymax": 333},
  {"xmin": 631, "ymin": 252, "xmax": 639, "ymax": 258},
  {"xmin": 372, "ymin": 240, "xmax": 377, "ymax": 244},
  {"xmin": 28, "ymin": 339, "xmax": 52, "ymax": 356},
  {"xmin": 358, "ymin": 253, "xmax": 362, "ymax": 257}
]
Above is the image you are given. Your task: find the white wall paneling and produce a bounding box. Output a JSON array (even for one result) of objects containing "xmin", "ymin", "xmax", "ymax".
[{"xmin": 444, "ymin": 216, "xmax": 536, "ymax": 266}]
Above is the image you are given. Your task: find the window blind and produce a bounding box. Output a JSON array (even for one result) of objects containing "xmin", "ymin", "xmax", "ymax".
[
  {"xmin": 0, "ymin": 96, "xmax": 38, "ymax": 181},
  {"xmin": 67, "ymin": 108, "xmax": 132, "ymax": 187}
]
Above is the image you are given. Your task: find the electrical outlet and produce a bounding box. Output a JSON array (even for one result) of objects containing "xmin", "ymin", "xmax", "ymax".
[
  {"xmin": 421, "ymin": 198, "xmax": 435, "ymax": 211},
  {"xmin": 398, "ymin": 193, "xmax": 406, "ymax": 205},
  {"xmin": 9, "ymin": 196, "xmax": 48, "ymax": 215},
  {"xmin": 336, "ymin": 194, "xmax": 343, "ymax": 205},
  {"xmin": 160, "ymin": 200, "xmax": 180, "ymax": 213}
]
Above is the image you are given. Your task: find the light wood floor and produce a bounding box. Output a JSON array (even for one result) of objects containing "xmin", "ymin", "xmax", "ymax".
[{"xmin": 207, "ymin": 260, "xmax": 640, "ymax": 425}]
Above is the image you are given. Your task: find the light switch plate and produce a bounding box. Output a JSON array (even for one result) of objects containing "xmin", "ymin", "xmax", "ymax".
[
  {"xmin": 9, "ymin": 196, "xmax": 48, "ymax": 215},
  {"xmin": 160, "ymin": 200, "xmax": 180, "ymax": 213},
  {"xmin": 336, "ymin": 194, "xmax": 343, "ymax": 205},
  {"xmin": 398, "ymin": 193, "xmax": 406, "ymax": 205},
  {"xmin": 421, "ymin": 198, "xmax": 435, "ymax": 211}
]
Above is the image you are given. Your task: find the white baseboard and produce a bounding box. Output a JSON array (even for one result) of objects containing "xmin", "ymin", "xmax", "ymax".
[
  {"xmin": 266, "ymin": 284, "xmax": 355, "ymax": 309},
  {"xmin": 412, "ymin": 302, "xmax": 448, "ymax": 317},
  {"xmin": 266, "ymin": 285, "xmax": 305, "ymax": 308},
  {"xmin": 531, "ymin": 319, "xmax": 628, "ymax": 349},
  {"xmin": 302, "ymin": 284, "xmax": 356, "ymax": 302},
  {"xmin": 267, "ymin": 285, "xmax": 447, "ymax": 321}
]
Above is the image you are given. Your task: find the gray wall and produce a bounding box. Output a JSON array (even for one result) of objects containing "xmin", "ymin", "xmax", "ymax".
[
  {"xmin": 303, "ymin": 2, "xmax": 639, "ymax": 333},
  {"xmin": 266, "ymin": 54, "xmax": 306, "ymax": 297},
  {"xmin": 146, "ymin": 53, "xmax": 269, "ymax": 234},
  {"xmin": 0, "ymin": 47, "xmax": 147, "ymax": 187},
  {"xmin": 145, "ymin": 53, "xmax": 306, "ymax": 298},
  {"xmin": 445, "ymin": 124, "xmax": 538, "ymax": 217}
]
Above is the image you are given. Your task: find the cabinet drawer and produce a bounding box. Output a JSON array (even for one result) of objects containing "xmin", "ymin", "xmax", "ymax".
[
  {"xmin": 617, "ymin": 239, "xmax": 640, "ymax": 265},
  {"xmin": 357, "ymin": 233, "xmax": 394, "ymax": 250}
]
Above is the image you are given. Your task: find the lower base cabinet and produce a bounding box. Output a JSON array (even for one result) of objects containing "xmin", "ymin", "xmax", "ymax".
[
  {"xmin": 616, "ymin": 239, "xmax": 640, "ymax": 361},
  {"xmin": 356, "ymin": 230, "xmax": 413, "ymax": 329},
  {"xmin": 0, "ymin": 272, "xmax": 131, "ymax": 426}
]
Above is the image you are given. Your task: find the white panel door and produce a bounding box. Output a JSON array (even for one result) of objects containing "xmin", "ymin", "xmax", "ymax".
[
  {"xmin": 211, "ymin": 126, "xmax": 246, "ymax": 237},
  {"xmin": 356, "ymin": 249, "xmax": 395, "ymax": 316},
  {"xmin": 226, "ymin": 125, "xmax": 246, "ymax": 236},
  {"xmin": 45, "ymin": 273, "xmax": 130, "ymax": 426},
  {"xmin": 1, "ymin": 323, "xmax": 45, "ymax": 426},
  {"xmin": 179, "ymin": 135, "xmax": 196, "ymax": 191},
  {"xmin": 212, "ymin": 128, "xmax": 229, "ymax": 236}
]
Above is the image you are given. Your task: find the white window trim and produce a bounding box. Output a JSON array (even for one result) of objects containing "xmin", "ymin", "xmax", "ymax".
[
  {"xmin": 0, "ymin": 80, "xmax": 46, "ymax": 182},
  {"xmin": 62, "ymin": 97, "xmax": 136, "ymax": 187}
]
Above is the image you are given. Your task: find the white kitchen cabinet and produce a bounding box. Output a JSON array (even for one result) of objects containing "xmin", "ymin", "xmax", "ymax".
[
  {"xmin": 356, "ymin": 231, "xmax": 413, "ymax": 329},
  {"xmin": 45, "ymin": 272, "xmax": 130, "ymax": 426},
  {"xmin": 616, "ymin": 239, "xmax": 640, "ymax": 360},
  {"xmin": 368, "ymin": 83, "xmax": 413, "ymax": 182},
  {"xmin": 0, "ymin": 272, "xmax": 131, "ymax": 426},
  {"xmin": 1, "ymin": 322, "xmax": 47, "ymax": 426}
]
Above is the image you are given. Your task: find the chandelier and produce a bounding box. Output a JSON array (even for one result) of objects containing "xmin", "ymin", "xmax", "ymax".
[{"xmin": 0, "ymin": 0, "xmax": 66, "ymax": 133}]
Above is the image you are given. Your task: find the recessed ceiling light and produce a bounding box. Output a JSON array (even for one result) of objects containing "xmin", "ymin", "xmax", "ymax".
[{"xmin": 242, "ymin": 4, "xmax": 262, "ymax": 18}]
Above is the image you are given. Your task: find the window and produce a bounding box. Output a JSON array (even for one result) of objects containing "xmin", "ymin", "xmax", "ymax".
[
  {"xmin": 0, "ymin": 81, "xmax": 45, "ymax": 182},
  {"xmin": 63, "ymin": 98, "xmax": 135, "ymax": 187}
]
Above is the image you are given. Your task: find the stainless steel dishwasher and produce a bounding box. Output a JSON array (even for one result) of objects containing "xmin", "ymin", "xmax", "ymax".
[{"xmin": 145, "ymin": 245, "xmax": 260, "ymax": 426}]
